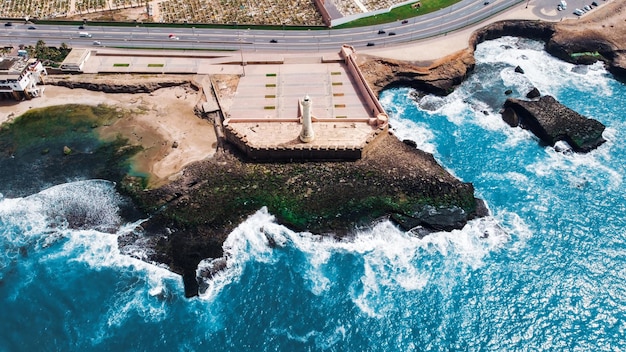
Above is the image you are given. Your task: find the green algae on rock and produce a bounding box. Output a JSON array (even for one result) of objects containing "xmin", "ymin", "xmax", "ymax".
[
  {"xmin": 0, "ymin": 104, "xmax": 141, "ymax": 198},
  {"xmin": 120, "ymin": 132, "xmax": 486, "ymax": 297}
]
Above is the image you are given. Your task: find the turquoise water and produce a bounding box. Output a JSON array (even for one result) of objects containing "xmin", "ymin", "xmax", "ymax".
[{"xmin": 1, "ymin": 37, "xmax": 625, "ymax": 351}]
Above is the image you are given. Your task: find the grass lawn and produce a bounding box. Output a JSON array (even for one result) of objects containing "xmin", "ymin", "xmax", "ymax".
[{"xmin": 335, "ymin": 0, "xmax": 462, "ymax": 29}]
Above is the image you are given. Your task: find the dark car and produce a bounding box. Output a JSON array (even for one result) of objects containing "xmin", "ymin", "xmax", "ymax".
[
  {"xmin": 28, "ymin": 26, "xmax": 36, "ymax": 30},
  {"xmin": 366, "ymin": 42, "xmax": 375, "ymax": 47},
  {"xmin": 78, "ymin": 25, "xmax": 85, "ymax": 29},
  {"xmin": 4, "ymin": 22, "xmax": 12, "ymax": 27},
  {"xmin": 269, "ymin": 39, "xmax": 277, "ymax": 43},
  {"xmin": 401, "ymin": 20, "xmax": 408, "ymax": 24},
  {"xmin": 378, "ymin": 29, "xmax": 385, "ymax": 34},
  {"xmin": 388, "ymin": 32, "xmax": 396, "ymax": 36},
  {"xmin": 483, "ymin": 1, "xmax": 490, "ymax": 4}
]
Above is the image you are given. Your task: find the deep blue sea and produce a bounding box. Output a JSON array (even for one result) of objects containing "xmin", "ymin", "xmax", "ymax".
[{"xmin": 1, "ymin": 37, "xmax": 625, "ymax": 351}]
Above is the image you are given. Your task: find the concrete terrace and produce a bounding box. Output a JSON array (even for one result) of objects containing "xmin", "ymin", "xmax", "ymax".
[
  {"xmin": 72, "ymin": 46, "xmax": 388, "ymax": 161},
  {"xmin": 226, "ymin": 60, "xmax": 379, "ymax": 147},
  {"xmin": 223, "ymin": 47, "xmax": 388, "ymax": 160}
]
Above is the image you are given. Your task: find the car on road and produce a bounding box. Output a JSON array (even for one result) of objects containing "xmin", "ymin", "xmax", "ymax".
[
  {"xmin": 78, "ymin": 25, "xmax": 85, "ymax": 29},
  {"xmin": 93, "ymin": 41, "xmax": 102, "ymax": 46},
  {"xmin": 483, "ymin": 1, "xmax": 490, "ymax": 5},
  {"xmin": 4, "ymin": 22, "xmax": 12, "ymax": 27},
  {"xmin": 401, "ymin": 20, "xmax": 408, "ymax": 24},
  {"xmin": 28, "ymin": 26, "xmax": 36, "ymax": 30},
  {"xmin": 388, "ymin": 32, "xmax": 396, "ymax": 36},
  {"xmin": 366, "ymin": 42, "xmax": 375, "ymax": 46},
  {"xmin": 168, "ymin": 34, "xmax": 179, "ymax": 40},
  {"xmin": 269, "ymin": 39, "xmax": 277, "ymax": 43},
  {"xmin": 378, "ymin": 29, "xmax": 386, "ymax": 34}
]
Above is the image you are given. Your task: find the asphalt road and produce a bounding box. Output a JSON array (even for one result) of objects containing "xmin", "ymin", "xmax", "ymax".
[{"xmin": 0, "ymin": 0, "xmax": 549, "ymax": 52}]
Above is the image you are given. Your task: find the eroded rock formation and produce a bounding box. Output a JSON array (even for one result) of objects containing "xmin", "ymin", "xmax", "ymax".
[
  {"xmin": 120, "ymin": 132, "xmax": 487, "ymax": 297},
  {"xmin": 502, "ymin": 96, "xmax": 606, "ymax": 152},
  {"xmin": 358, "ymin": 50, "xmax": 476, "ymax": 97}
]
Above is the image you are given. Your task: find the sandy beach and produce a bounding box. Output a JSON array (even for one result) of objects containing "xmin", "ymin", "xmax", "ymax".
[{"xmin": 0, "ymin": 83, "xmax": 218, "ymax": 187}]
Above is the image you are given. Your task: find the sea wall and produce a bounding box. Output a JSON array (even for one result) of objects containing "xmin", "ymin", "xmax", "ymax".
[{"xmin": 47, "ymin": 76, "xmax": 190, "ymax": 93}]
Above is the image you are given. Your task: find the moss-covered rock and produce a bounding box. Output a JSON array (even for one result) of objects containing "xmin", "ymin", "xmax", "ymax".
[{"xmin": 120, "ymin": 132, "xmax": 485, "ymax": 297}]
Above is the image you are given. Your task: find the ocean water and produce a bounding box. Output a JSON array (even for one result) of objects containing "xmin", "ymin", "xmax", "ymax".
[{"xmin": 1, "ymin": 37, "xmax": 625, "ymax": 351}]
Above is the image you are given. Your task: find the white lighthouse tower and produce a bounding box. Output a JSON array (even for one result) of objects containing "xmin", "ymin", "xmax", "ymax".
[{"xmin": 299, "ymin": 95, "xmax": 315, "ymax": 143}]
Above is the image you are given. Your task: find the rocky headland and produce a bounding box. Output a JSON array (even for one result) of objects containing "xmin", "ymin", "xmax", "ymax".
[
  {"xmin": 38, "ymin": 75, "xmax": 487, "ymax": 298},
  {"xmin": 120, "ymin": 133, "xmax": 486, "ymax": 297}
]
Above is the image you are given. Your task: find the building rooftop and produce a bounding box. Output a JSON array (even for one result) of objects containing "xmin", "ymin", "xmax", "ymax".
[{"xmin": 61, "ymin": 48, "xmax": 90, "ymax": 67}]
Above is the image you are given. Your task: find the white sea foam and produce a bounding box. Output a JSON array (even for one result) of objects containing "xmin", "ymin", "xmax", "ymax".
[
  {"xmin": 389, "ymin": 118, "xmax": 437, "ymax": 154},
  {"xmin": 1, "ymin": 180, "xmax": 180, "ymax": 335},
  {"xmin": 198, "ymin": 207, "xmax": 284, "ymax": 301},
  {"xmin": 195, "ymin": 206, "xmax": 517, "ymax": 317},
  {"xmin": 528, "ymin": 142, "xmax": 622, "ymax": 191},
  {"xmin": 475, "ymin": 37, "xmax": 612, "ymax": 99}
]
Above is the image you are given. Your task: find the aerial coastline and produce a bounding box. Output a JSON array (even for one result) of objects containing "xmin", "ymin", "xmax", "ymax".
[{"xmin": 1, "ymin": 0, "xmax": 625, "ymax": 297}]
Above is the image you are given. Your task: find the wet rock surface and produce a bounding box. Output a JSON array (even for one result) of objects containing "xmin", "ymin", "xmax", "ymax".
[
  {"xmin": 119, "ymin": 132, "xmax": 486, "ymax": 297},
  {"xmin": 502, "ymin": 96, "xmax": 606, "ymax": 152}
]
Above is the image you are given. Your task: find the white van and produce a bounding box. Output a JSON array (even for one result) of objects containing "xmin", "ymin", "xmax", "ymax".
[{"xmin": 79, "ymin": 32, "xmax": 92, "ymax": 38}]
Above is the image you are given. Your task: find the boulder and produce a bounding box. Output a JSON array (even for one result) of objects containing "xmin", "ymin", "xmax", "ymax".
[
  {"xmin": 526, "ymin": 87, "xmax": 541, "ymax": 99},
  {"xmin": 502, "ymin": 96, "xmax": 605, "ymax": 152},
  {"xmin": 515, "ymin": 65, "xmax": 525, "ymax": 74}
]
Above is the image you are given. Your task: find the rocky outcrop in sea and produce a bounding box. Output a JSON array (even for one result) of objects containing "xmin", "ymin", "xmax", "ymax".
[{"xmin": 502, "ymin": 96, "xmax": 606, "ymax": 152}]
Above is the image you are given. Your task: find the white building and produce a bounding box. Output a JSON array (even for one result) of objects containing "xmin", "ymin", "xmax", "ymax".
[{"xmin": 0, "ymin": 56, "xmax": 47, "ymax": 100}]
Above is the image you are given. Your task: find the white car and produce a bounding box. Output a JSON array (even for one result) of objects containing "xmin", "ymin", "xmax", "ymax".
[
  {"xmin": 93, "ymin": 41, "xmax": 102, "ymax": 46},
  {"xmin": 168, "ymin": 34, "xmax": 179, "ymax": 40}
]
